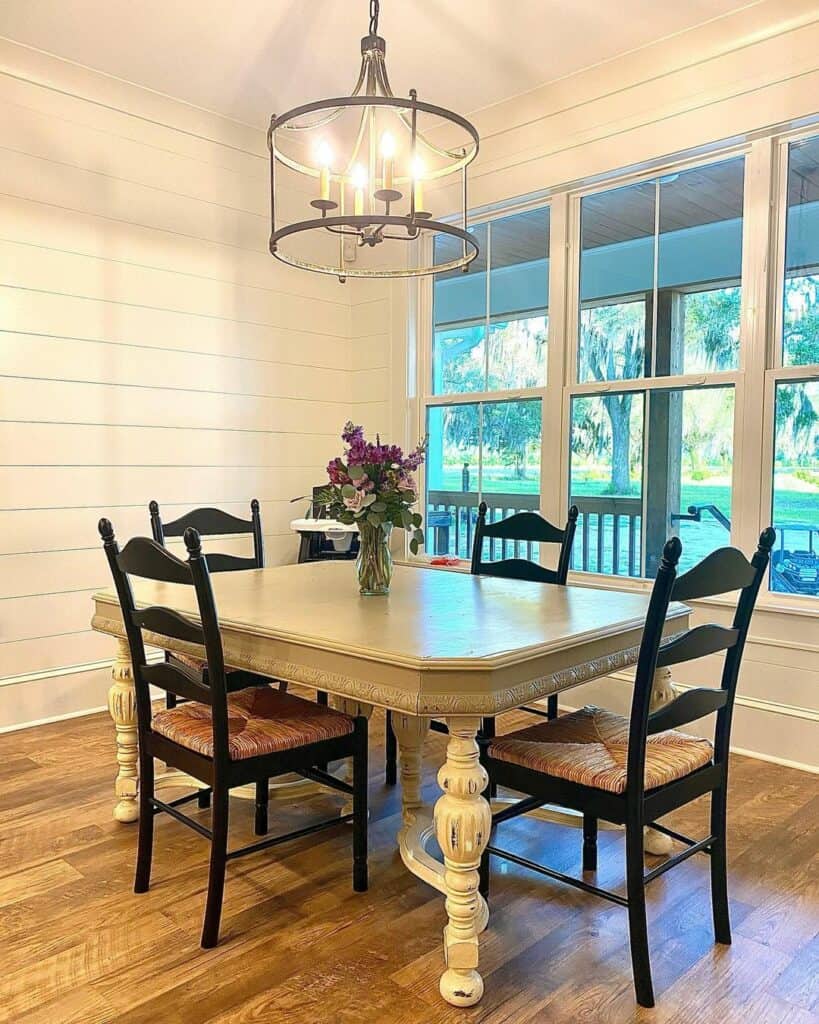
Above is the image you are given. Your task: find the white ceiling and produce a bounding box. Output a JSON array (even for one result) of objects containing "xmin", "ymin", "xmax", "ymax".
[{"xmin": 0, "ymin": 0, "xmax": 753, "ymax": 127}]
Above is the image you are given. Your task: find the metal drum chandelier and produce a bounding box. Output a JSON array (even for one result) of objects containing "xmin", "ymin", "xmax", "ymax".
[{"xmin": 267, "ymin": 0, "xmax": 480, "ymax": 281}]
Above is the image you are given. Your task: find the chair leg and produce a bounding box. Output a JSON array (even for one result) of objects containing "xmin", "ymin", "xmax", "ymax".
[
  {"xmin": 481, "ymin": 717, "xmax": 497, "ymax": 798},
  {"xmin": 625, "ymin": 819, "xmax": 654, "ymax": 1008},
  {"xmin": 352, "ymin": 717, "xmax": 368, "ymax": 892},
  {"xmin": 134, "ymin": 752, "xmax": 154, "ymax": 893},
  {"xmin": 710, "ymin": 786, "xmax": 731, "ymax": 944},
  {"xmin": 254, "ymin": 779, "xmax": 269, "ymax": 836},
  {"xmin": 547, "ymin": 694, "xmax": 558, "ymax": 719},
  {"xmin": 385, "ymin": 710, "xmax": 397, "ymax": 787},
  {"xmin": 582, "ymin": 813, "xmax": 598, "ymax": 872},
  {"xmin": 197, "ymin": 787, "xmax": 211, "ymax": 809},
  {"xmin": 201, "ymin": 784, "xmax": 229, "ymax": 949}
]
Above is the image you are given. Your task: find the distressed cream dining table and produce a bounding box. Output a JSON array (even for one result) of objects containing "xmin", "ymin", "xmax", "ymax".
[{"xmin": 91, "ymin": 560, "xmax": 689, "ymax": 1008}]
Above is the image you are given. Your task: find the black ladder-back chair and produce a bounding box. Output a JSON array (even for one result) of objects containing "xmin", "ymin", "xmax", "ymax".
[
  {"xmin": 150, "ymin": 499, "xmax": 276, "ymax": 822},
  {"xmin": 383, "ymin": 501, "xmax": 579, "ymax": 786},
  {"xmin": 98, "ymin": 519, "xmax": 368, "ymax": 949},
  {"xmin": 480, "ymin": 529, "xmax": 775, "ymax": 1007}
]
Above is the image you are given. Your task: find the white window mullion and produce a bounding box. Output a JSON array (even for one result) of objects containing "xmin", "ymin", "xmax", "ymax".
[
  {"xmin": 544, "ymin": 191, "xmax": 570, "ymax": 529},
  {"xmin": 732, "ymin": 136, "xmax": 775, "ymax": 556}
]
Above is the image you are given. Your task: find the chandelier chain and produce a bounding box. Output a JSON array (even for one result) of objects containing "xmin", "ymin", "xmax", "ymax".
[{"xmin": 369, "ymin": 0, "xmax": 379, "ymax": 36}]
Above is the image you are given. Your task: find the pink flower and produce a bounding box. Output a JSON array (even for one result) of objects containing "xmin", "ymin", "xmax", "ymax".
[{"xmin": 343, "ymin": 489, "xmax": 367, "ymax": 512}]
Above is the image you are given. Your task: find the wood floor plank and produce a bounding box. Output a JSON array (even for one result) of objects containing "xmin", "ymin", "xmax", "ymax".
[{"xmin": 0, "ymin": 706, "xmax": 815, "ymax": 1023}]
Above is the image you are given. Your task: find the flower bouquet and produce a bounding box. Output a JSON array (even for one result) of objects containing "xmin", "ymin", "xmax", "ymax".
[{"xmin": 317, "ymin": 422, "xmax": 426, "ymax": 595}]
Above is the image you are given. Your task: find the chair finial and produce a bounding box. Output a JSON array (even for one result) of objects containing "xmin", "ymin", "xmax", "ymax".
[
  {"xmin": 251, "ymin": 498, "xmax": 260, "ymax": 513},
  {"xmin": 758, "ymin": 526, "xmax": 776, "ymax": 552},
  {"xmin": 149, "ymin": 499, "xmax": 159, "ymax": 515},
  {"xmin": 98, "ymin": 517, "xmax": 115, "ymax": 543},
  {"xmin": 662, "ymin": 536, "xmax": 682, "ymax": 568},
  {"xmin": 184, "ymin": 527, "xmax": 203, "ymax": 557}
]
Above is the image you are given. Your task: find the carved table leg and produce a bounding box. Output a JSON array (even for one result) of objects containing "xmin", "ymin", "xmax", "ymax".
[
  {"xmin": 108, "ymin": 637, "xmax": 139, "ymax": 823},
  {"xmin": 644, "ymin": 665, "xmax": 679, "ymax": 855},
  {"xmin": 436, "ymin": 716, "xmax": 491, "ymax": 1007},
  {"xmin": 391, "ymin": 713, "xmax": 429, "ymax": 833}
]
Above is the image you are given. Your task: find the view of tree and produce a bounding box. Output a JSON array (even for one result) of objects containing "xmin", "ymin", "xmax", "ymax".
[
  {"xmin": 435, "ymin": 317, "xmax": 545, "ymax": 480},
  {"xmin": 577, "ymin": 301, "xmax": 644, "ymax": 494}
]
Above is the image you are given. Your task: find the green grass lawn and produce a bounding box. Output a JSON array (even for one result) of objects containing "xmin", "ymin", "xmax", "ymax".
[{"xmin": 433, "ymin": 466, "xmax": 817, "ymax": 527}]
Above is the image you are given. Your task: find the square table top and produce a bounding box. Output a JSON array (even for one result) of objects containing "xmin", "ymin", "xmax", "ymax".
[{"xmin": 92, "ymin": 561, "xmax": 689, "ymax": 716}]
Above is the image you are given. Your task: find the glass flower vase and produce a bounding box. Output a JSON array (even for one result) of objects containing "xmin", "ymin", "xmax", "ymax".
[{"xmin": 356, "ymin": 522, "xmax": 393, "ymax": 596}]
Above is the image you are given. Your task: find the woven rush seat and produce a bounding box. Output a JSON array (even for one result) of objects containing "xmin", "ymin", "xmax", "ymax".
[
  {"xmin": 169, "ymin": 650, "xmax": 207, "ymax": 673},
  {"xmin": 489, "ymin": 705, "xmax": 713, "ymax": 795},
  {"xmin": 153, "ymin": 686, "xmax": 354, "ymax": 761}
]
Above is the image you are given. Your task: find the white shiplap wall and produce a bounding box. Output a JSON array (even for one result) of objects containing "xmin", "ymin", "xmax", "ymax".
[{"xmin": 0, "ymin": 38, "xmax": 365, "ymax": 729}]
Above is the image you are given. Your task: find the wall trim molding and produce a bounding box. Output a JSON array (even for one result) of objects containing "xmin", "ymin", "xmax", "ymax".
[
  {"xmin": 0, "ymin": 650, "xmax": 164, "ymax": 689},
  {"xmin": 605, "ymin": 669, "xmax": 819, "ymax": 722}
]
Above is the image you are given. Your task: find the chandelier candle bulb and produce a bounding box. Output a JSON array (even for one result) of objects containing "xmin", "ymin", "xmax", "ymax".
[
  {"xmin": 381, "ymin": 132, "xmax": 396, "ymax": 191},
  {"xmin": 351, "ymin": 164, "xmax": 367, "ymax": 216},
  {"xmin": 412, "ymin": 157, "xmax": 425, "ymax": 213},
  {"xmin": 317, "ymin": 142, "xmax": 333, "ymax": 202}
]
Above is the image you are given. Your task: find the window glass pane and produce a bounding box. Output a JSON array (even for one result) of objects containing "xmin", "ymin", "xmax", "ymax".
[
  {"xmin": 678, "ymin": 286, "xmax": 741, "ymax": 375},
  {"xmin": 569, "ymin": 392, "xmax": 644, "ymax": 575},
  {"xmin": 578, "ymin": 180, "xmax": 654, "ymax": 382},
  {"xmin": 578, "ymin": 158, "xmax": 744, "ymax": 381},
  {"xmin": 425, "ymin": 404, "xmax": 479, "ymax": 559},
  {"xmin": 424, "ymin": 399, "xmax": 542, "ymax": 560},
  {"xmin": 771, "ymin": 381, "xmax": 819, "ymax": 597},
  {"xmin": 486, "ymin": 316, "xmax": 547, "ymax": 391},
  {"xmin": 645, "ymin": 387, "xmax": 734, "ymax": 576},
  {"xmin": 479, "ymin": 399, "xmax": 542, "ymax": 498},
  {"xmin": 433, "ymin": 223, "xmax": 488, "ymax": 395},
  {"xmin": 433, "ymin": 324, "xmax": 486, "ymax": 395},
  {"xmin": 579, "ymin": 300, "xmax": 646, "ymax": 383},
  {"xmin": 784, "ymin": 137, "xmax": 819, "ymax": 366},
  {"xmin": 657, "ymin": 159, "xmax": 743, "ymax": 374},
  {"xmin": 488, "ymin": 207, "xmax": 549, "ymax": 388}
]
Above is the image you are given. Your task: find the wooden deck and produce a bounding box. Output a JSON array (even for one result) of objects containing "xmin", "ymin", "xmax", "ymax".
[{"xmin": 0, "ymin": 699, "xmax": 816, "ymax": 1024}]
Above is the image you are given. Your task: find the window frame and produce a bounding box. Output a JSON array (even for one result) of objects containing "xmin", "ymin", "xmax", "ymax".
[{"xmin": 412, "ymin": 129, "xmax": 819, "ymax": 611}]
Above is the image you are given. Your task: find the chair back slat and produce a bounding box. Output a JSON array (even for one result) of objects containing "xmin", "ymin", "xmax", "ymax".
[
  {"xmin": 471, "ymin": 503, "xmax": 578, "ymax": 585},
  {"xmin": 99, "ymin": 518, "xmax": 232, "ymax": 760},
  {"xmin": 479, "ymin": 511, "xmax": 565, "ymax": 545},
  {"xmin": 671, "ymin": 546, "xmax": 756, "ymax": 601},
  {"xmin": 117, "ymin": 537, "xmax": 193, "ymax": 585},
  {"xmin": 656, "ymin": 624, "xmax": 739, "ymax": 668},
  {"xmin": 204, "ymin": 553, "xmax": 258, "ymax": 573},
  {"xmin": 133, "ymin": 606, "xmax": 205, "ymax": 646},
  {"xmin": 647, "ymin": 687, "xmax": 729, "ymax": 735},
  {"xmin": 150, "ymin": 499, "xmax": 264, "ymax": 571},
  {"xmin": 627, "ymin": 528, "xmax": 775, "ymax": 804},
  {"xmin": 143, "ymin": 661, "xmax": 213, "ymax": 705},
  {"xmin": 474, "ymin": 559, "xmax": 560, "ymax": 585},
  {"xmin": 160, "ymin": 507, "xmax": 254, "ymax": 537}
]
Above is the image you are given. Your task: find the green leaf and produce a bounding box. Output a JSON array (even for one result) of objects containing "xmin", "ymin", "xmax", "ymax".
[
  {"xmin": 413, "ymin": 528, "xmax": 424, "ymax": 544},
  {"xmin": 409, "ymin": 538, "xmax": 419, "ymax": 555},
  {"xmin": 370, "ymin": 501, "xmax": 386, "ymax": 513},
  {"xmin": 341, "ymin": 483, "xmax": 357, "ymax": 498},
  {"xmin": 361, "ymin": 493, "xmax": 376, "ymax": 507},
  {"xmin": 348, "ymin": 465, "xmax": 365, "ymax": 480},
  {"xmin": 411, "ymin": 512, "xmax": 423, "ymax": 527},
  {"xmin": 400, "ymin": 509, "xmax": 413, "ymax": 529},
  {"xmin": 367, "ymin": 511, "xmax": 384, "ymax": 526}
]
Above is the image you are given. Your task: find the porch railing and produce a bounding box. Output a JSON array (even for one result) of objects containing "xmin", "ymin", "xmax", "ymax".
[{"xmin": 425, "ymin": 490, "xmax": 642, "ymax": 576}]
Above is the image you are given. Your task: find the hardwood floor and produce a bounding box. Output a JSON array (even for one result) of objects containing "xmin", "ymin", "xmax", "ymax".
[{"xmin": 0, "ymin": 700, "xmax": 816, "ymax": 1024}]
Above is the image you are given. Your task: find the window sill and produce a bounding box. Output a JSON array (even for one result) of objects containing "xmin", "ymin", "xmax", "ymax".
[{"xmin": 399, "ymin": 556, "xmax": 819, "ymax": 618}]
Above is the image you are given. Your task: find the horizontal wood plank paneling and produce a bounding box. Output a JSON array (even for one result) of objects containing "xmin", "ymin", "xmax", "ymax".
[
  {"xmin": 0, "ymin": 499, "xmax": 310, "ymax": 555},
  {"xmin": 0, "ymin": 423, "xmax": 338, "ymax": 471},
  {"xmin": 0, "ymin": 333, "xmax": 352, "ymax": 402},
  {"xmin": 0, "ymin": 40, "xmax": 359, "ymax": 724},
  {"xmin": 0, "ymin": 286, "xmax": 350, "ymax": 365}
]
